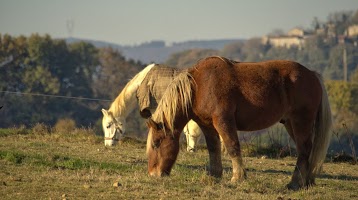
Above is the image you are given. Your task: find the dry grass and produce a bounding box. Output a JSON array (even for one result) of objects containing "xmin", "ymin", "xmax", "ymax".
[{"xmin": 0, "ymin": 128, "xmax": 357, "ymax": 200}]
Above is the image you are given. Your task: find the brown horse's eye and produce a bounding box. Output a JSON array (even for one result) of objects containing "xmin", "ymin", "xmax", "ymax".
[
  {"xmin": 157, "ymin": 123, "xmax": 164, "ymax": 130},
  {"xmin": 152, "ymin": 138, "xmax": 161, "ymax": 149}
]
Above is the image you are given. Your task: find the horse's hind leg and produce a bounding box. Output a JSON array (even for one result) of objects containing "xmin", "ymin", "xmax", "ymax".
[
  {"xmin": 199, "ymin": 126, "xmax": 223, "ymax": 178},
  {"xmin": 286, "ymin": 118, "xmax": 314, "ymax": 190},
  {"xmin": 283, "ymin": 119, "xmax": 295, "ymax": 143},
  {"xmin": 213, "ymin": 116, "xmax": 246, "ymax": 182}
]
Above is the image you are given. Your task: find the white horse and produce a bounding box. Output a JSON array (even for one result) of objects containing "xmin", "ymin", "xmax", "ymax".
[{"xmin": 101, "ymin": 64, "xmax": 202, "ymax": 151}]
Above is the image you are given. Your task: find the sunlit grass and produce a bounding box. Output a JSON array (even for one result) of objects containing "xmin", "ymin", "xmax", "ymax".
[{"xmin": 0, "ymin": 127, "xmax": 357, "ymax": 199}]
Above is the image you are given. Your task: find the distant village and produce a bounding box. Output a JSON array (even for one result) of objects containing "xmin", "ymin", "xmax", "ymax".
[{"xmin": 262, "ymin": 24, "xmax": 358, "ymax": 49}]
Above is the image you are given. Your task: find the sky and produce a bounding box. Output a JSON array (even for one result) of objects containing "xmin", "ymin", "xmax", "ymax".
[{"xmin": 0, "ymin": 0, "xmax": 357, "ymax": 46}]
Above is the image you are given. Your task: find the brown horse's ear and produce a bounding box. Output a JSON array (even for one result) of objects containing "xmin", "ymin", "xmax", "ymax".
[{"xmin": 147, "ymin": 118, "xmax": 159, "ymax": 130}]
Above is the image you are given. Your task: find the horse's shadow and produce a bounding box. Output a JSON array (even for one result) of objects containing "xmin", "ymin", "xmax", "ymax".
[
  {"xmin": 248, "ymin": 168, "xmax": 358, "ymax": 181},
  {"xmin": 176, "ymin": 163, "xmax": 358, "ymax": 181}
]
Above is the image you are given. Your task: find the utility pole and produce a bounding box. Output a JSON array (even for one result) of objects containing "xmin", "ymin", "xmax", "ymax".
[
  {"xmin": 67, "ymin": 19, "xmax": 75, "ymax": 38},
  {"xmin": 343, "ymin": 47, "xmax": 347, "ymax": 82}
]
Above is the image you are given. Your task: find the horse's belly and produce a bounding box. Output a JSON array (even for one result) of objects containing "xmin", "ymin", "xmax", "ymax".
[{"xmin": 235, "ymin": 109, "xmax": 284, "ymax": 131}]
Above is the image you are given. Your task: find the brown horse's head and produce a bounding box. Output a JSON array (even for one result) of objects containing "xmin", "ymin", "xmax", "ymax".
[{"xmin": 146, "ymin": 118, "xmax": 180, "ymax": 177}]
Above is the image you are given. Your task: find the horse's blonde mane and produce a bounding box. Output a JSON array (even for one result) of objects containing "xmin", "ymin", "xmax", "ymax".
[
  {"xmin": 152, "ymin": 71, "xmax": 193, "ymax": 132},
  {"xmin": 108, "ymin": 64, "xmax": 155, "ymax": 117}
]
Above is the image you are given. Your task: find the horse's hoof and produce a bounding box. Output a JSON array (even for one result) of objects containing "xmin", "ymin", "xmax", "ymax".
[
  {"xmin": 286, "ymin": 182, "xmax": 302, "ymax": 191},
  {"xmin": 187, "ymin": 148, "xmax": 195, "ymax": 153},
  {"xmin": 230, "ymin": 176, "xmax": 245, "ymax": 183},
  {"xmin": 230, "ymin": 172, "xmax": 246, "ymax": 182}
]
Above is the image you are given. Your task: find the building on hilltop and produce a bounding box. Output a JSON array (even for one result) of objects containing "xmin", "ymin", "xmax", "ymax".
[
  {"xmin": 287, "ymin": 28, "xmax": 307, "ymax": 37},
  {"xmin": 339, "ymin": 24, "xmax": 358, "ymax": 46},
  {"xmin": 315, "ymin": 22, "xmax": 336, "ymax": 37},
  {"xmin": 261, "ymin": 28, "xmax": 312, "ymax": 49},
  {"xmin": 345, "ymin": 24, "xmax": 358, "ymax": 37}
]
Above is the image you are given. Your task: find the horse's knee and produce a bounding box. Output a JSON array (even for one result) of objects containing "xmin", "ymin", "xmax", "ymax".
[{"xmin": 224, "ymin": 143, "xmax": 241, "ymax": 158}]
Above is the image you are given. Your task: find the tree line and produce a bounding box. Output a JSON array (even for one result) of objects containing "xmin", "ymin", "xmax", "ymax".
[
  {"xmin": 1, "ymin": 10, "xmax": 358, "ymax": 137},
  {"xmin": 0, "ymin": 33, "xmax": 145, "ymax": 135}
]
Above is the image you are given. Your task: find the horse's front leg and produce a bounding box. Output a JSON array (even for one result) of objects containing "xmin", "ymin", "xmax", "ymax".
[
  {"xmin": 223, "ymin": 139, "xmax": 246, "ymax": 182},
  {"xmin": 200, "ymin": 126, "xmax": 223, "ymax": 177},
  {"xmin": 214, "ymin": 116, "xmax": 246, "ymax": 182}
]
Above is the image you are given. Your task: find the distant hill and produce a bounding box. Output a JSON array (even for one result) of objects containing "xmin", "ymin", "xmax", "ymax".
[{"xmin": 65, "ymin": 37, "xmax": 244, "ymax": 64}]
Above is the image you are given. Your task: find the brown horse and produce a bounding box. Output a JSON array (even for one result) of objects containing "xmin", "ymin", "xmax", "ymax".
[{"xmin": 146, "ymin": 56, "xmax": 332, "ymax": 190}]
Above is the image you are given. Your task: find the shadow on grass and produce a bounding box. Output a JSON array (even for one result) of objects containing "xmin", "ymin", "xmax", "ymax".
[
  {"xmin": 247, "ymin": 168, "xmax": 358, "ymax": 182},
  {"xmin": 175, "ymin": 162, "xmax": 358, "ymax": 182}
]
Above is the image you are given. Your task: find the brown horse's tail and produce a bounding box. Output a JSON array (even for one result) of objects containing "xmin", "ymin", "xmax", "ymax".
[{"xmin": 309, "ymin": 73, "xmax": 332, "ymax": 177}]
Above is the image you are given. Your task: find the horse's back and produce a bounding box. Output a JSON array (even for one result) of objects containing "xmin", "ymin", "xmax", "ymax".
[{"xmin": 137, "ymin": 65, "xmax": 182, "ymax": 114}]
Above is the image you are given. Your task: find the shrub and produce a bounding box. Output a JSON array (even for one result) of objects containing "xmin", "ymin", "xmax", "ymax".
[
  {"xmin": 54, "ymin": 118, "xmax": 76, "ymax": 134},
  {"xmin": 10, "ymin": 125, "xmax": 29, "ymax": 135},
  {"xmin": 31, "ymin": 123, "xmax": 49, "ymax": 135}
]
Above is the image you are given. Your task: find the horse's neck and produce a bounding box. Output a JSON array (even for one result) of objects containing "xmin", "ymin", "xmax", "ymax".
[
  {"xmin": 173, "ymin": 114, "xmax": 192, "ymax": 134},
  {"xmin": 109, "ymin": 83, "xmax": 139, "ymax": 118},
  {"xmin": 109, "ymin": 64, "xmax": 155, "ymax": 118}
]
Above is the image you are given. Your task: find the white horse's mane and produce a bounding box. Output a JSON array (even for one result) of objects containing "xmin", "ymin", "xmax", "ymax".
[{"xmin": 108, "ymin": 64, "xmax": 155, "ymax": 117}]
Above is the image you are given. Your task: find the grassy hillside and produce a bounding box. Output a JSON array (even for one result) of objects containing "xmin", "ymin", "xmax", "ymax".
[{"xmin": 0, "ymin": 128, "xmax": 357, "ymax": 200}]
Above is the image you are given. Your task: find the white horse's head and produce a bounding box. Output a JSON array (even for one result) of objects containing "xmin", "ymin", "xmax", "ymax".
[{"xmin": 101, "ymin": 109, "xmax": 126, "ymax": 146}]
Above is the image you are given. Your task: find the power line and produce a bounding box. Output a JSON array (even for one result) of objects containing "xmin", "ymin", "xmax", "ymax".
[{"xmin": 0, "ymin": 90, "xmax": 112, "ymax": 102}]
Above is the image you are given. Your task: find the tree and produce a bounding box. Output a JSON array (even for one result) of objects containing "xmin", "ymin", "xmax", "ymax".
[
  {"xmin": 311, "ymin": 16, "xmax": 322, "ymax": 30},
  {"xmin": 240, "ymin": 38, "xmax": 268, "ymax": 62},
  {"xmin": 165, "ymin": 48, "xmax": 219, "ymax": 67},
  {"xmin": 327, "ymin": 11, "xmax": 353, "ymax": 35},
  {"xmin": 326, "ymin": 80, "xmax": 358, "ymax": 131},
  {"xmin": 351, "ymin": 68, "xmax": 358, "ymax": 83},
  {"xmin": 22, "ymin": 65, "xmax": 60, "ymax": 94},
  {"xmin": 221, "ymin": 41, "xmax": 245, "ymax": 61},
  {"xmin": 351, "ymin": 10, "xmax": 358, "ymax": 24},
  {"xmin": 66, "ymin": 42, "xmax": 99, "ymax": 97},
  {"xmin": 93, "ymin": 47, "xmax": 143, "ymax": 99},
  {"xmin": 264, "ymin": 46, "xmax": 297, "ymax": 61}
]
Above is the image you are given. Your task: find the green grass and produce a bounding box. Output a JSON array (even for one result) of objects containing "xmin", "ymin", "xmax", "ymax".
[
  {"xmin": 0, "ymin": 149, "xmax": 135, "ymax": 171},
  {"xmin": 0, "ymin": 128, "xmax": 357, "ymax": 200}
]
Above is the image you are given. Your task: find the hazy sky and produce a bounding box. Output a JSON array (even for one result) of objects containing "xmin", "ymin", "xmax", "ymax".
[{"xmin": 0, "ymin": 0, "xmax": 357, "ymax": 45}]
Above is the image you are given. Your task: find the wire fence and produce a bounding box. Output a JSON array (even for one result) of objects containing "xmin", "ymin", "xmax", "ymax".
[{"xmin": 0, "ymin": 90, "xmax": 112, "ymax": 102}]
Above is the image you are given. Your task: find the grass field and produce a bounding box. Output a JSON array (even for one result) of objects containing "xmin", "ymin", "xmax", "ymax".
[{"xmin": 0, "ymin": 128, "xmax": 357, "ymax": 200}]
